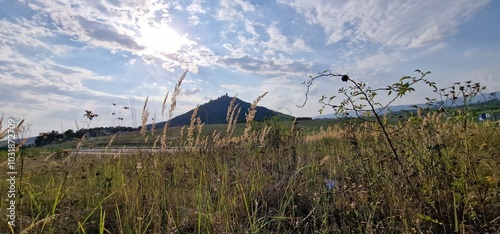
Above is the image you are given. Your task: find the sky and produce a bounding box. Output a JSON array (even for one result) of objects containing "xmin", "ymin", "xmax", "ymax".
[{"xmin": 1, "ymin": 0, "xmax": 499, "ymax": 137}]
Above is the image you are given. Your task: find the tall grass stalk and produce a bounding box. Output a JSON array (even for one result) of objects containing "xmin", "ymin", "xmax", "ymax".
[
  {"xmin": 140, "ymin": 97, "xmax": 150, "ymax": 137},
  {"xmin": 243, "ymin": 92, "xmax": 268, "ymax": 139},
  {"xmin": 161, "ymin": 70, "xmax": 188, "ymax": 150},
  {"xmin": 187, "ymin": 105, "xmax": 199, "ymax": 147}
]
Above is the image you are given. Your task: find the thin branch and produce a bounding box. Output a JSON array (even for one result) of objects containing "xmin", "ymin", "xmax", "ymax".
[{"xmin": 297, "ymin": 70, "xmax": 346, "ymax": 108}]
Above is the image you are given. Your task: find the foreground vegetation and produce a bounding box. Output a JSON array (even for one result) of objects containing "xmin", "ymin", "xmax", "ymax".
[{"xmin": 1, "ymin": 70, "xmax": 499, "ymax": 233}]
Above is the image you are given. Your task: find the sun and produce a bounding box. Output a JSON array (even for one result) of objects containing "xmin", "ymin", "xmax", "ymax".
[{"xmin": 138, "ymin": 23, "xmax": 191, "ymax": 54}]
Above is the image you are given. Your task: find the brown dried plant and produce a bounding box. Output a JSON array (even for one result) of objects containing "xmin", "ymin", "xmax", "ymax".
[
  {"xmin": 187, "ymin": 105, "xmax": 200, "ymax": 147},
  {"xmin": 225, "ymin": 95, "xmax": 239, "ymax": 134},
  {"xmin": 0, "ymin": 114, "xmax": 7, "ymax": 139},
  {"xmin": 226, "ymin": 95, "xmax": 236, "ymax": 121},
  {"xmin": 195, "ymin": 117, "xmax": 204, "ymax": 147},
  {"xmin": 153, "ymin": 135, "xmax": 160, "ymax": 149},
  {"xmin": 227, "ymin": 104, "xmax": 240, "ymax": 136},
  {"xmin": 259, "ymin": 125, "xmax": 271, "ymax": 148},
  {"xmin": 105, "ymin": 133, "xmax": 116, "ymax": 153},
  {"xmin": 226, "ymin": 95, "xmax": 237, "ymax": 126},
  {"xmin": 161, "ymin": 69, "xmax": 188, "ymax": 150},
  {"xmin": 243, "ymin": 92, "xmax": 268, "ymax": 138},
  {"xmin": 231, "ymin": 107, "xmax": 241, "ymax": 136},
  {"xmin": 161, "ymin": 91, "xmax": 169, "ymax": 119},
  {"xmin": 140, "ymin": 97, "xmax": 150, "ymax": 137}
]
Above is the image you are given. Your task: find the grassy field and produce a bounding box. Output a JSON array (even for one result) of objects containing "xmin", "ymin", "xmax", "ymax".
[
  {"xmin": 33, "ymin": 118, "xmax": 345, "ymax": 151},
  {"xmin": 1, "ymin": 71, "xmax": 500, "ymax": 233},
  {"xmin": 1, "ymin": 109, "xmax": 499, "ymax": 233}
]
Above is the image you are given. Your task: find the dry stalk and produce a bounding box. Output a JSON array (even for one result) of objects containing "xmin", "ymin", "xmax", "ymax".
[
  {"xmin": 153, "ymin": 135, "xmax": 160, "ymax": 149},
  {"xmin": 20, "ymin": 214, "xmax": 58, "ymax": 234},
  {"xmin": 105, "ymin": 133, "xmax": 116, "ymax": 153},
  {"xmin": 243, "ymin": 92, "xmax": 268, "ymax": 138},
  {"xmin": 140, "ymin": 97, "xmax": 150, "ymax": 136},
  {"xmin": 232, "ymin": 107, "xmax": 241, "ymax": 134},
  {"xmin": 187, "ymin": 105, "xmax": 200, "ymax": 147},
  {"xmin": 290, "ymin": 117, "xmax": 297, "ymax": 133},
  {"xmin": 0, "ymin": 114, "xmax": 7, "ymax": 139},
  {"xmin": 161, "ymin": 91, "xmax": 169, "ymax": 119},
  {"xmin": 161, "ymin": 69, "xmax": 188, "ymax": 150},
  {"xmin": 227, "ymin": 103, "xmax": 240, "ymax": 135},
  {"xmin": 226, "ymin": 95, "xmax": 238, "ymax": 133},
  {"xmin": 259, "ymin": 125, "xmax": 271, "ymax": 147},
  {"xmin": 195, "ymin": 117, "xmax": 205, "ymax": 147}
]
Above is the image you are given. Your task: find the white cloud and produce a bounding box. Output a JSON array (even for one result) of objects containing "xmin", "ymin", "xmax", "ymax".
[
  {"xmin": 236, "ymin": 0, "xmax": 255, "ymax": 12},
  {"xmin": 187, "ymin": 0, "xmax": 207, "ymax": 14},
  {"xmin": 293, "ymin": 39, "xmax": 310, "ymax": 52},
  {"xmin": 425, "ymin": 42, "xmax": 447, "ymax": 53},
  {"xmin": 188, "ymin": 15, "xmax": 201, "ymax": 25},
  {"xmin": 127, "ymin": 58, "xmax": 137, "ymax": 65},
  {"xmin": 261, "ymin": 23, "xmax": 311, "ymax": 54},
  {"xmin": 244, "ymin": 20, "xmax": 259, "ymax": 37},
  {"xmin": 216, "ymin": 4, "xmax": 244, "ymax": 21},
  {"xmin": 186, "ymin": 0, "xmax": 208, "ymax": 25},
  {"xmin": 183, "ymin": 85, "xmax": 202, "ymax": 95},
  {"xmin": 257, "ymin": 76, "xmax": 307, "ymax": 112},
  {"xmin": 221, "ymin": 54, "xmax": 312, "ymax": 76},
  {"xmin": 220, "ymin": 84, "xmax": 243, "ymax": 92},
  {"xmin": 0, "ymin": 17, "xmax": 68, "ymax": 54},
  {"xmin": 21, "ymin": 0, "xmax": 217, "ymax": 73},
  {"xmin": 215, "ymin": 0, "xmax": 255, "ymax": 21},
  {"xmin": 278, "ymin": 0, "xmax": 490, "ymax": 48},
  {"xmin": 349, "ymin": 52, "xmax": 403, "ymax": 75},
  {"xmin": 267, "ymin": 76, "xmax": 291, "ymax": 84}
]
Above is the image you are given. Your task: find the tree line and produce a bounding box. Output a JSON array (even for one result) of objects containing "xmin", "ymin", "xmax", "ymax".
[{"xmin": 34, "ymin": 126, "xmax": 138, "ymax": 146}]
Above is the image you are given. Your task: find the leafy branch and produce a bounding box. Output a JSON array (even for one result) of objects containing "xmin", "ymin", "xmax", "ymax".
[
  {"xmin": 297, "ymin": 69, "xmax": 438, "ymax": 212},
  {"xmin": 298, "ymin": 69, "xmax": 435, "ymax": 118}
]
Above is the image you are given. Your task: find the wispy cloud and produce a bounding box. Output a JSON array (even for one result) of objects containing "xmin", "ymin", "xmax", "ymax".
[
  {"xmin": 278, "ymin": 0, "xmax": 490, "ymax": 48},
  {"xmin": 187, "ymin": 0, "xmax": 207, "ymax": 14},
  {"xmin": 183, "ymin": 85, "xmax": 202, "ymax": 96},
  {"xmin": 261, "ymin": 23, "xmax": 311, "ymax": 55},
  {"xmin": 215, "ymin": 0, "xmax": 255, "ymax": 21},
  {"xmin": 23, "ymin": 0, "xmax": 217, "ymax": 72},
  {"xmin": 221, "ymin": 54, "xmax": 312, "ymax": 76}
]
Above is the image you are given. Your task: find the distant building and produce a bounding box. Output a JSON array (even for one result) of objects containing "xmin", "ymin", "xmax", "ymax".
[
  {"xmin": 479, "ymin": 113, "xmax": 488, "ymax": 121},
  {"xmin": 478, "ymin": 113, "xmax": 498, "ymax": 121}
]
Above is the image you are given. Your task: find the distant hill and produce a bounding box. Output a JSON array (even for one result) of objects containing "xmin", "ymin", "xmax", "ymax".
[
  {"xmin": 313, "ymin": 103, "xmax": 429, "ymax": 119},
  {"xmin": 313, "ymin": 91, "xmax": 500, "ymax": 119},
  {"xmin": 0, "ymin": 136, "xmax": 37, "ymax": 148},
  {"xmin": 153, "ymin": 94, "xmax": 295, "ymax": 128}
]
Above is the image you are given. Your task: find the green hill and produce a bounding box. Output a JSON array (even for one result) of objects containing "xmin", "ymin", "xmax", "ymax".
[{"xmin": 153, "ymin": 94, "xmax": 296, "ymax": 129}]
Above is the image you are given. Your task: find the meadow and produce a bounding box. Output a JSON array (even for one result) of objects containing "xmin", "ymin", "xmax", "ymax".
[{"xmin": 1, "ymin": 71, "xmax": 499, "ymax": 233}]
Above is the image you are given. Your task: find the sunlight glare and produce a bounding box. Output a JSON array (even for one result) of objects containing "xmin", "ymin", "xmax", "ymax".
[{"xmin": 138, "ymin": 24, "xmax": 190, "ymax": 54}]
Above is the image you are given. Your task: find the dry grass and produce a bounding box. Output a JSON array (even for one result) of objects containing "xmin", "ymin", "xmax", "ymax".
[
  {"xmin": 161, "ymin": 69, "xmax": 187, "ymax": 150},
  {"xmin": 140, "ymin": 97, "xmax": 150, "ymax": 137},
  {"xmin": 187, "ymin": 105, "xmax": 199, "ymax": 147},
  {"xmin": 4, "ymin": 112, "xmax": 497, "ymax": 233},
  {"xmin": 243, "ymin": 92, "xmax": 267, "ymax": 139},
  {"xmin": 1, "ymin": 72, "xmax": 499, "ymax": 233},
  {"xmin": 0, "ymin": 115, "xmax": 7, "ymax": 139}
]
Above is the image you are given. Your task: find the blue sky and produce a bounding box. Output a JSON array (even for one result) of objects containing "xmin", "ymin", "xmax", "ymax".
[{"xmin": 1, "ymin": 0, "xmax": 499, "ymax": 136}]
